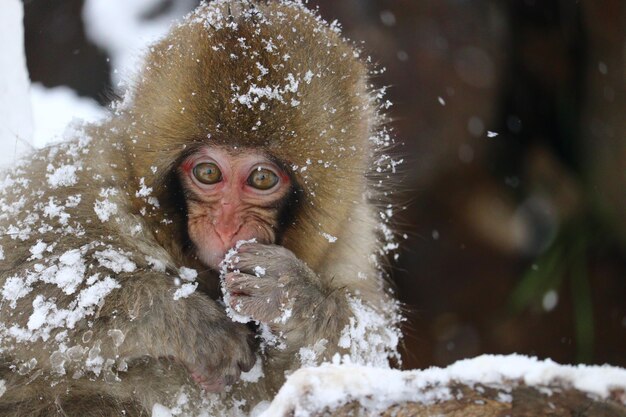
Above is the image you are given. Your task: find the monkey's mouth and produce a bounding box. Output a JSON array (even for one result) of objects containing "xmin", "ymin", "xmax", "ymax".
[
  {"xmin": 196, "ymin": 240, "xmax": 249, "ymax": 270},
  {"xmin": 189, "ymin": 220, "xmax": 273, "ymax": 270}
]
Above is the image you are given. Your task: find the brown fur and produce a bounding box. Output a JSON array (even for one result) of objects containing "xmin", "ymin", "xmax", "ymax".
[{"xmin": 0, "ymin": 1, "xmax": 400, "ymax": 415}]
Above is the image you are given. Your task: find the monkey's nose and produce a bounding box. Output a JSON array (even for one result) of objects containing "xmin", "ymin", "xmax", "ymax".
[{"xmin": 215, "ymin": 223, "xmax": 243, "ymax": 246}]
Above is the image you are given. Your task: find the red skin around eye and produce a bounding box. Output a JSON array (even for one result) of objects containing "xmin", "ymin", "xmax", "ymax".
[
  {"xmin": 180, "ymin": 146, "xmax": 290, "ymax": 269},
  {"xmin": 180, "ymin": 159, "xmax": 194, "ymax": 173}
]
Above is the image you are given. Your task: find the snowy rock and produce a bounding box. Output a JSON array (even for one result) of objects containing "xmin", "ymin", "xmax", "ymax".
[{"xmin": 259, "ymin": 355, "xmax": 626, "ymax": 417}]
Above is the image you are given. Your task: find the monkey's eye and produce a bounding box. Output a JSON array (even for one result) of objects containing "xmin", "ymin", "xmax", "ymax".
[
  {"xmin": 247, "ymin": 168, "xmax": 279, "ymax": 190},
  {"xmin": 193, "ymin": 162, "xmax": 222, "ymax": 185}
]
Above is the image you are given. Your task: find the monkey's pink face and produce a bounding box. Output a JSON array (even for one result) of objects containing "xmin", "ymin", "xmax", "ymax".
[{"xmin": 179, "ymin": 147, "xmax": 291, "ymax": 269}]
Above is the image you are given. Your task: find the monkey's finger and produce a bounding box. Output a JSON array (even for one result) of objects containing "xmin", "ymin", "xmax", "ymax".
[
  {"xmin": 224, "ymin": 272, "xmax": 274, "ymax": 298},
  {"xmin": 236, "ymin": 242, "xmax": 292, "ymax": 257},
  {"xmin": 228, "ymin": 293, "xmax": 276, "ymax": 323},
  {"xmin": 224, "ymin": 272, "xmax": 259, "ymax": 296}
]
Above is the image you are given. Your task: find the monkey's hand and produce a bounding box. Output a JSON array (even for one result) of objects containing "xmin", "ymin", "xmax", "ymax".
[
  {"xmin": 174, "ymin": 295, "xmax": 258, "ymax": 392},
  {"xmin": 223, "ymin": 243, "xmax": 347, "ymax": 351},
  {"xmin": 111, "ymin": 278, "xmax": 257, "ymax": 393}
]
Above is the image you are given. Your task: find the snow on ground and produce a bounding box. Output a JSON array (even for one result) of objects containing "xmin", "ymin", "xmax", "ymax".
[
  {"xmin": 30, "ymin": 0, "xmax": 197, "ymax": 147},
  {"xmin": 9, "ymin": 0, "xmax": 196, "ymax": 152},
  {"xmin": 0, "ymin": 0, "xmax": 34, "ymax": 166},
  {"xmin": 83, "ymin": 0, "xmax": 196, "ymax": 86},
  {"xmin": 30, "ymin": 84, "xmax": 107, "ymax": 148},
  {"xmin": 258, "ymin": 354, "xmax": 626, "ymax": 417}
]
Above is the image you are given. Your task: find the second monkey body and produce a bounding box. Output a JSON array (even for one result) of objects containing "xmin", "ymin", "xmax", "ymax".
[{"xmin": 0, "ymin": 1, "xmax": 402, "ymax": 415}]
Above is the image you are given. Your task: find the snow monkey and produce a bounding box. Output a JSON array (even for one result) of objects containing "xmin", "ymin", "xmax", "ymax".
[{"xmin": 0, "ymin": 1, "xmax": 401, "ymax": 415}]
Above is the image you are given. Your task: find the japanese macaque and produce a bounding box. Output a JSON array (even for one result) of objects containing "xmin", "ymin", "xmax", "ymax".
[{"xmin": 0, "ymin": 1, "xmax": 401, "ymax": 415}]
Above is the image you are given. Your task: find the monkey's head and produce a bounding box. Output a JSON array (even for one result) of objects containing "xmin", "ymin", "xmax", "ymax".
[
  {"xmin": 118, "ymin": 0, "xmax": 386, "ymax": 271},
  {"xmin": 179, "ymin": 146, "xmax": 292, "ymax": 268}
]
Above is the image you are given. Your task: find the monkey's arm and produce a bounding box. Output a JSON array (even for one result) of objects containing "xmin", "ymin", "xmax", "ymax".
[
  {"xmin": 1, "ymin": 270, "xmax": 257, "ymax": 393},
  {"xmin": 92, "ymin": 272, "xmax": 257, "ymax": 391}
]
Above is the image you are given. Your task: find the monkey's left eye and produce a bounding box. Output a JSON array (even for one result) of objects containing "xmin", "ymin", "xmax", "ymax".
[
  {"xmin": 247, "ymin": 168, "xmax": 279, "ymax": 190},
  {"xmin": 193, "ymin": 162, "xmax": 222, "ymax": 185}
]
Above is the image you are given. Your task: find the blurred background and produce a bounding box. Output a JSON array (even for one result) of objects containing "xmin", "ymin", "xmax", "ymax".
[{"xmin": 19, "ymin": 0, "xmax": 626, "ymax": 369}]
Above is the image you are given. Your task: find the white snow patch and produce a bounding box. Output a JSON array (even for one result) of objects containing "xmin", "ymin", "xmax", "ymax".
[
  {"xmin": 320, "ymin": 232, "xmax": 337, "ymax": 243},
  {"xmin": 298, "ymin": 339, "xmax": 328, "ymax": 367},
  {"xmin": 151, "ymin": 403, "xmax": 174, "ymax": 417},
  {"xmin": 135, "ymin": 177, "xmax": 152, "ymax": 198},
  {"xmin": 30, "ymin": 84, "xmax": 106, "ymax": 147},
  {"xmin": 337, "ymin": 297, "xmax": 400, "ymax": 368},
  {"xmin": 94, "ymin": 249, "xmax": 136, "ymax": 273},
  {"xmin": 94, "ymin": 199, "xmax": 118, "ymax": 223},
  {"xmin": 46, "ymin": 164, "xmax": 78, "ymax": 188},
  {"xmin": 2, "ymin": 277, "xmax": 32, "ymax": 308},
  {"xmin": 9, "ymin": 276, "xmax": 120, "ymax": 342},
  {"xmin": 0, "ymin": 0, "xmax": 34, "ymax": 167},
  {"xmin": 28, "ymin": 240, "xmax": 48, "ymax": 260},
  {"xmin": 259, "ymin": 355, "xmax": 626, "ymax": 417},
  {"xmin": 41, "ymin": 250, "xmax": 86, "ymax": 294},
  {"xmin": 178, "ymin": 267, "xmax": 198, "ymax": 281},
  {"xmin": 83, "ymin": 0, "xmax": 197, "ymax": 86},
  {"xmin": 173, "ymin": 282, "xmax": 197, "ymax": 300}
]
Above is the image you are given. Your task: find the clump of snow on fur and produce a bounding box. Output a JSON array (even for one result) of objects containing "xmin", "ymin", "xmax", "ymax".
[
  {"xmin": 94, "ymin": 199, "xmax": 118, "ymax": 222},
  {"xmin": 46, "ymin": 164, "xmax": 78, "ymax": 188},
  {"xmin": 4, "ymin": 272, "xmax": 120, "ymax": 343},
  {"xmin": 178, "ymin": 267, "xmax": 197, "ymax": 281},
  {"xmin": 135, "ymin": 177, "xmax": 152, "ymax": 198},
  {"xmin": 151, "ymin": 403, "xmax": 174, "ymax": 417},
  {"xmin": 173, "ymin": 282, "xmax": 198, "ymax": 301},
  {"xmin": 172, "ymin": 266, "xmax": 199, "ymax": 301},
  {"xmin": 28, "ymin": 240, "xmax": 48, "ymax": 260},
  {"xmin": 94, "ymin": 248, "xmax": 136, "ymax": 273},
  {"xmin": 337, "ymin": 296, "xmax": 401, "ymax": 368},
  {"xmin": 298, "ymin": 339, "xmax": 328, "ymax": 367},
  {"xmin": 320, "ymin": 232, "xmax": 337, "ymax": 243}
]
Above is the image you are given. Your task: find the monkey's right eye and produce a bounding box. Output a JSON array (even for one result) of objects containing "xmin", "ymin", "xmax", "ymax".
[{"xmin": 193, "ymin": 162, "xmax": 222, "ymax": 185}]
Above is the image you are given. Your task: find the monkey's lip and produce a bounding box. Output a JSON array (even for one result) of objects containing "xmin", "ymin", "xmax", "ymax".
[{"xmin": 193, "ymin": 229, "xmax": 266, "ymax": 269}]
